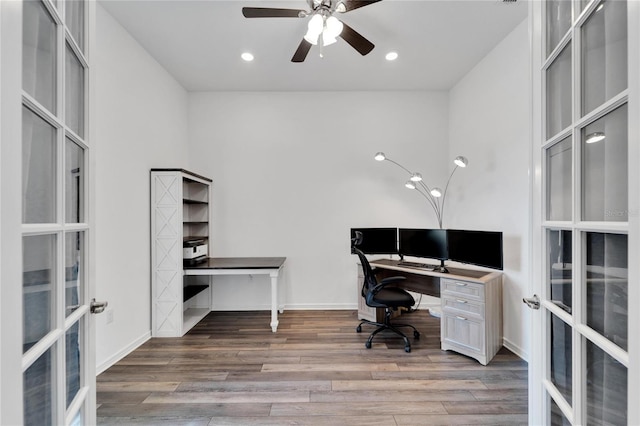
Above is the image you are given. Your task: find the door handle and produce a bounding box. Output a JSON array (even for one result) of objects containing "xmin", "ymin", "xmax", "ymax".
[
  {"xmin": 90, "ymin": 298, "xmax": 108, "ymax": 314},
  {"xmin": 522, "ymin": 294, "xmax": 540, "ymax": 310}
]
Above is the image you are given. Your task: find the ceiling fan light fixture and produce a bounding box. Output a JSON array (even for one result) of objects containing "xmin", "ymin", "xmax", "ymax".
[
  {"xmin": 304, "ymin": 13, "xmax": 324, "ymax": 45},
  {"xmin": 325, "ymin": 16, "xmax": 343, "ymax": 38},
  {"xmin": 323, "ymin": 34, "xmax": 338, "ymax": 46}
]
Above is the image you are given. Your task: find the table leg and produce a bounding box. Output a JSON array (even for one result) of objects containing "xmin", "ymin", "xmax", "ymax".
[{"xmin": 270, "ymin": 270, "xmax": 279, "ymax": 332}]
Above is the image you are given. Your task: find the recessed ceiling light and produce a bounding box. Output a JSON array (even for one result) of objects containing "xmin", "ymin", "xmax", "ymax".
[
  {"xmin": 241, "ymin": 52, "xmax": 254, "ymax": 62},
  {"xmin": 385, "ymin": 51, "xmax": 398, "ymax": 61}
]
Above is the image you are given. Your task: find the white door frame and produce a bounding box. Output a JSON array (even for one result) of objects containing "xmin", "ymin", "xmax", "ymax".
[
  {"xmin": 529, "ymin": 0, "xmax": 640, "ymax": 424},
  {"xmin": 0, "ymin": 0, "xmax": 97, "ymax": 423},
  {"xmin": 627, "ymin": 0, "xmax": 640, "ymax": 423},
  {"xmin": 0, "ymin": 1, "xmax": 27, "ymax": 424}
]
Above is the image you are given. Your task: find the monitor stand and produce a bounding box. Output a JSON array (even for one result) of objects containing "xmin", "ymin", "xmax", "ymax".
[{"xmin": 432, "ymin": 259, "xmax": 449, "ymax": 273}]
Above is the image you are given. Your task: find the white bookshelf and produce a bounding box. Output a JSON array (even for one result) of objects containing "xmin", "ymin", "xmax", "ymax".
[{"xmin": 150, "ymin": 169, "xmax": 212, "ymax": 337}]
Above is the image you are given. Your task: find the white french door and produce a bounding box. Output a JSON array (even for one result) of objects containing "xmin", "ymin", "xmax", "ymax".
[
  {"xmin": 17, "ymin": 0, "xmax": 98, "ymax": 424},
  {"xmin": 530, "ymin": 0, "xmax": 639, "ymax": 424}
]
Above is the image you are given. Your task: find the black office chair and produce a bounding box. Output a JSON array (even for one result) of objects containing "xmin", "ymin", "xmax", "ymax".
[{"xmin": 352, "ymin": 232, "xmax": 420, "ymax": 353}]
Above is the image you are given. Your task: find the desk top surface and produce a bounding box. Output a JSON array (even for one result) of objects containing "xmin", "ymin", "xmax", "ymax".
[
  {"xmin": 370, "ymin": 258, "xmax": 502, "ymax": 283},
  {"xmin": 184, "ymin": 257, "xmax": 286, "ymax": 270}
]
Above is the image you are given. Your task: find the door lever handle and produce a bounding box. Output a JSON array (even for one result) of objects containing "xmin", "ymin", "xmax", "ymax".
[
  {"xmin": 522, "ymin": 294, "xmax": 540, "ymax": 310},
  {"xmin": 90, "ymin": 298, "xmax": 108, "ymax": 314}
]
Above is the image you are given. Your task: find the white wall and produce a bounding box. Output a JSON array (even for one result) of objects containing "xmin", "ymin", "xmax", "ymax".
[
  {"xmin": 94, "ymin": 5, "xmax": 189, "ymax": 372},
  {"xmin": 447, "ymin": 19, "xmax": 531, "ymax": 359},
  {"xmin": 187, "ymin": 91, "xmax": 450, "ymax": 310}
]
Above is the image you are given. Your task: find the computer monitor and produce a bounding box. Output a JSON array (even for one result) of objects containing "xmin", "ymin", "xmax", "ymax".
[
  {"xmin": 447, "ymin": 229, "xmax": 503, "ymax": 270},
  {"xmin": 398, "ymin": 228, "xmax": 448, "ymax": 262},
  {"xmin": 350, "ymin": 228, "xmax": 398, "ymax": 255}
]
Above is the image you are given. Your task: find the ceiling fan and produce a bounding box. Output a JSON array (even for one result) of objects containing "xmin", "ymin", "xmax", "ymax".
[{"xmin": 242, "ymin": 0, "xmax": 381, "ymax": 62}]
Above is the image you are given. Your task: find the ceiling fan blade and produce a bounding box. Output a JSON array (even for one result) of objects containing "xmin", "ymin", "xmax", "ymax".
[
  {"xmin": 242, "ymin": 7, "xmax": 306, "ymax": 18},
  {"xmin": 339, "ymin": 22, "xmax": 374, "ymax": 56},
  {"xmin": 341, "ymin": 0, "xmax": 382, "ymax": 12},
  {"xmin": 291, "ymin": 39, "xmax": 313, "ymax": 62}
]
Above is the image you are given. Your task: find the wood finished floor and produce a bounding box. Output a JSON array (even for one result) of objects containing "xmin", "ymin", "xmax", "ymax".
[{"xmin": 97, "ymin": 310, "xmax": 528, "ymax": 425}]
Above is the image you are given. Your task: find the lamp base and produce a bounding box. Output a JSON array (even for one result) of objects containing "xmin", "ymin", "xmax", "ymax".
[{"xmin": 432, "ymin": 260, "xmax": 449, "ymax": 273}]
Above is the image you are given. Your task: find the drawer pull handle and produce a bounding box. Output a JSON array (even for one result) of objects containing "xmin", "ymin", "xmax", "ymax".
[
  {"xmin": 456, "ymin": 283, "xmax": 468, "ymax": 287},
  {"xmin": 456, "ymin": 315, "xmax": 468, "ymax": 321},
  {"xmin": 456, "ymin": 299, "xmax": 468, "ymax": 304}
]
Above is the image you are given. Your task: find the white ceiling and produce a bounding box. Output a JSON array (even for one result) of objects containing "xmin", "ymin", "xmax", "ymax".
[{"xmin": 99, "ymin": 0, "xmax": 528, "ymax": 92}]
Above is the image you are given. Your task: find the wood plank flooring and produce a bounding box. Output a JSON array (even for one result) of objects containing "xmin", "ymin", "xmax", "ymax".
[{"xmin": 97, "ymin": 310, "xmax": 528, "ymax": 425}]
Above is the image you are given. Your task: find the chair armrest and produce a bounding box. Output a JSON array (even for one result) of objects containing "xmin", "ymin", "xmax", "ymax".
[{"xmin": 371, "ymin": 276, "xmax": 406, "ymax": 295}]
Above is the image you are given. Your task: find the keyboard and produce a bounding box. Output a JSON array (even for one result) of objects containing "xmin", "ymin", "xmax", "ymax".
[{"xmin": 398, "ymin": 261, "xmax": 433, "ymax": 269}]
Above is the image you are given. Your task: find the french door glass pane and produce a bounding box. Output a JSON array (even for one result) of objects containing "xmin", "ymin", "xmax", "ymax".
[
  {"xmin": 581, "ymin": 0, "xmax": 627, "ymax": 115},
  {"xmin": 550, "ymin": 313, "xmax": 572, "ymax": 403},
  {"xmin": 550, "ymin": 396, "xmax": 571, "ymax": 425},
  {"xmin": 70, "ymin": 408, "xmax": 83, "ymax": 426},
  {"xmin": 22, "ymin": 0, "xmax": 56, "ymax": 113},
  {"xmin": 582, "ymin": 104, "xmax": 628, "ymax": 222},
  {"xmin": 66, "ymin": 0, "xmax": 85, "ymax": 52},
  {"xmin": 24, "ymin": 346, "xmax": 56, "ymax": 426},
  {"xmin": 66, "ymin": 320, "xmax": 82, "ymax": 408},
  {"xmin": 22, "ymin": 107, "xmax": 56, "ymax": 224},
  {"xmin": 546, "ymin": 137, "xmax": 572, "ymax": 221},
  {"xmin": 65, "ymin": 44, "xmax": 84, "ymax": 138},
  {"xmin": 546, "ymin": 0, "xmax": 572, "ymax": 56},
  {"xmin": 65, "ymin": 232, "xmax": 83, "ymax": 317},
  {"xmin": 65, "ymin": 138, "xmax": 84, "ymax": 223},
  {"xmin": 586, "ymin": 339, "xmax": 627, "ymax": 424},
  {"xmin": 548, "ymin": 229, "xmax": 572, "ymax": 311},
  {"xmin": 546, "ymin": 43, "xmax": 572, "ymax": 139},
  {"xmin": 23, "ymin": 234, "xmax": 56, "ymax": 353},
  {"xmin": 585, "ymin": 232, "xmax": 628, "ymax": 350}
]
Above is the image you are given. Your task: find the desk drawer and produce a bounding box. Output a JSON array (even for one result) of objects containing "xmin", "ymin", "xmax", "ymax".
[
  {"xmin": 442, "ymin": 296, "xmax": 485, "ymax": 321},
  {"xmin": 441, "ymin": 278, "xmax": 484, "ymax": 301},
  {"xmin": 441, "ymin": 313, "xmax": 485, "ymax": 353}
]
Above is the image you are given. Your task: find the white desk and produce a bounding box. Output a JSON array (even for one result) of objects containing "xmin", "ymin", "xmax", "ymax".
[
  {"xmin": 363, "ymin": 259, "xmax": 503, "ymax": 365},
  {"xmin": 183, "ymin": 257, "xmax": 286, "ymax": 332}
]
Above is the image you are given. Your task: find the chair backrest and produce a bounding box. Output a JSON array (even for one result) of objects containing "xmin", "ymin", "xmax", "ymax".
[{"xmin": 351, "ymin": 232, "xmax": 378, "ymax": 298}]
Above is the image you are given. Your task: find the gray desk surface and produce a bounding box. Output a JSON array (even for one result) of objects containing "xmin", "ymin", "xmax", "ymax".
[
  {"xmin": 184, "ymin": 257, "xmax": 286, "ymax": 270},
  {"xmin": 370, "ymin": 258, "xmax": 500, "ymax": 283}
]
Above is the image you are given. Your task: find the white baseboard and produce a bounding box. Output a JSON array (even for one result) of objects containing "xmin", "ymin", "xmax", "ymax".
[
  {"xmin": 503, "ymin": 336, "xmax": 528, "ymax": 362},
  {"xmin": 96, "ymin": 331, "xmax": 150, "ymax": 375}
]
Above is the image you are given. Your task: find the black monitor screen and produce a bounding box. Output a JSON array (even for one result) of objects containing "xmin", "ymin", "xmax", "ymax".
[
  {"xmin": 350, "ymin": 228, "xmax": 398, "ymax": 254},
  {"xmin": 447, "ymin": 229, "xmax": 503, "ymax": 270},
  {"xmin": 398, "ymin": 228, "xmax": 448, "ymax": 260}
]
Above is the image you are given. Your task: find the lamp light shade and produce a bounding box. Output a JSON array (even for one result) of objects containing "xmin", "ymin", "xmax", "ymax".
[
  {"xmin": 323, "ymin": 34, "xmax": 338, "ymax": 46},
  {"xmin": 304, "ymin": 14, "xmax": 323, "ymax": 45},
  {"xmin": 454, "ymin": 156, "xmax": 468, "ymax": 168},
  {"xmin": 325, "ymin": 16, "xmax": 343, "ymax": 39},
  {"xmin": 430, "ymin": 187, "xmax": 442, "ymax": 197},
  {"xmin": 410, "ymin": 172, "xmax": 423, "ymax": 182},
  {"xmin": 405, "ymin": 180, "xmax": 416, "ymax": 189},
  {"xmin": 374, "ymin": 152, "xmax": 386, "ymax": 161}
]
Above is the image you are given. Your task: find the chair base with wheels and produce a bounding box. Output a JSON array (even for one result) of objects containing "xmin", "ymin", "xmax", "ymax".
[{"xmin": 357, "ymin": 304, "xmax": 420, "ymax": 353}]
